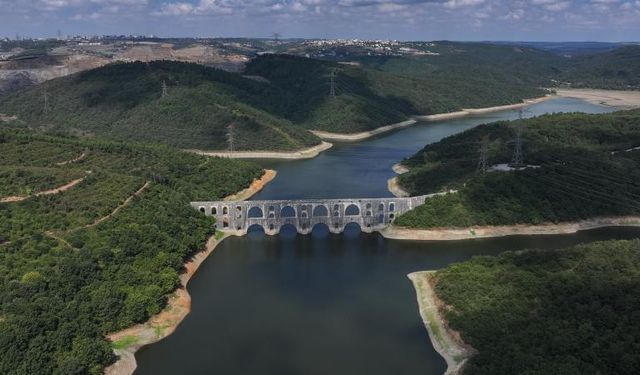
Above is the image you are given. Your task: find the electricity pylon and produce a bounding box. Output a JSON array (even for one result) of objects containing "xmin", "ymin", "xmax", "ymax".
[
  {"xmin": 43, "ymin": 91, "xmax": 50, "ymax": 114},
  {"xmin": 511, "ymin": 125, "xmax": 524, "ymax": 167},
  {"xmin": 477, "ymin": 137, "xmax": 489, "ymax": 174},
  {"xmin": 226, "ymin": 122, "xmax": 236, "ymax": 153},
  {"xmin": 161, "ymin": 80, "xmax": 168, "ymax": 98},
  {"xmin": 329, "ymin": 68, "xmax": 337, "ymax": 98}
]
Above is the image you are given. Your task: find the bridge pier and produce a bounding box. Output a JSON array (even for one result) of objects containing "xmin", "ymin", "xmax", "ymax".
[{"xmin": 192, "ymin": 195, "xmax": 431, "ymax": 236}]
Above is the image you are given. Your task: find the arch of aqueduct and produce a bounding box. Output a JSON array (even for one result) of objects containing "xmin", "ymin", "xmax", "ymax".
[{"xmin": 191, "ymin": 196, "xmax": 430, "ymax": 235}]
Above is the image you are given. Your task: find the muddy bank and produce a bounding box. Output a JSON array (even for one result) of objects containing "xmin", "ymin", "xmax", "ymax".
[
  {"xmin": 224, "ymin": 169, "xmax": 277, "ymax": 201},
  {"xmin": 311, "ymin": 120, "xmax": 417, "ymax": 142},
  {"xmin": 392, "ymin": 163, "xmax": 409, "ymax": 174},
  {"xmin": 187, "ymin": 142, "xmax": 333, "ymax": 160},
  {"xmin": 105, "ymin": 234, "xmax": 229, "ymax": 375},
  {"xmin": 413, "ymin": 95, "xmax": 553, "ymax": 122},
  {"xmin": 554, "ymin": 89, "xmax": 640, "ymax": 109},
  {"xmin": 408, "ymin": 271, "xmax": 475, "ymax": 375},
  {"xmin": 382, "ymin": 216, "xmax": 640, "ymax": 241},
  {"xmin": 312, "ymin": 95, "xmax": 552, "ymax": 142},
  {"xmin": 387, "ymin": 176, "xmax": 410, "ymax": 198}
]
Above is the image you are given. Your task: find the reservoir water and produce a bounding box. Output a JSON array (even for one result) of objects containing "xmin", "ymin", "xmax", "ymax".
[{"xmin": 135, "ymin": 98, "xmax": 640, "ymax": 374}]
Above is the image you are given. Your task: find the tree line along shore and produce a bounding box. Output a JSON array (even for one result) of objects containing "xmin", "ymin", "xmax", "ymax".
[
  {"xmin": 391, "ymin": 103, "xmax": 640, "ymax": 374},
  {"xmin": 0, "ymin": 128, "xmax": 264, "ymax": 374},
  {"xmin": 417, "ymin": 239, "xmax": 640, "ymax": 375}
]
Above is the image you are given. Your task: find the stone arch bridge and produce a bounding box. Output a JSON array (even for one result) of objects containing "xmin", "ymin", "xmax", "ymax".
[{"xmin": 191, "ymin": 196, "xmax": 431, "ymax": 235}]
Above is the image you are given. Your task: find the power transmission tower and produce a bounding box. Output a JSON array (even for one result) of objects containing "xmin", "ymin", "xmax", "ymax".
[
  {"xmin": 510, "ymin": 123, "xmax": 525, "ymax": 167},
  {"xmin": 226, "ymin": 122, "xmax": 236, "ymax": 153},
  {"xmin": 329, "ymin": 68, "xmax": 337, "ymax": 98},
  {"xmin": 509, "ymin": 107, "xmax": 530, "ymax": 168},
  {"xmin": 43, "ymin": 91, "xmax": 50, "ymax": 114},
  {"xmin": 517, "ymin": 107, "xmax": 532, "ymax": 121},
  {"xmin": 161, "ymin": 80, "xmax": 168, "ymax": 98},
  {"xmin": 477, "ymin": 136, "xmax": 489, "ymax": 174}
]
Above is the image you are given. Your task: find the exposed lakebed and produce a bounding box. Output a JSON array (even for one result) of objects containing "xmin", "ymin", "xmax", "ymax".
[{"xmin": 134, "ymin": 98, "xmax": 640, "ymax": 374}]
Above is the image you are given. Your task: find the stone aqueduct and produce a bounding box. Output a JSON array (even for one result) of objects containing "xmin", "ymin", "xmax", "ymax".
[{"xmin": 191, "ymin": 196, "xmax": 430, "ymax": 235}]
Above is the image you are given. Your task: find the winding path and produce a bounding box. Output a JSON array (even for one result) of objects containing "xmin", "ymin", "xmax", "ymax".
[
  {"xmin": 84, "ymin": 181, "xmax": 151, "ymax": 229},
  {"xmin": 0, "ymin": 177, "xmax": 87, "ymax": 203},
  {"xmin": 56, "ymin": 151, "xmax": 88, "ymax": 166},
  {"xmin": 44, "ymin": 181, "xmax": 151, "ymax": 250}
]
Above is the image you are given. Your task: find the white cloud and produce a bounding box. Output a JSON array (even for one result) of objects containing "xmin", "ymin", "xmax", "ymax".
[
  {"xmin": 155, "ymin": 2, "xmax": 194, "ymax": 16},
  {"xmin": 443, "ymin": 0, "xmax": 485, "ymax": 8}
]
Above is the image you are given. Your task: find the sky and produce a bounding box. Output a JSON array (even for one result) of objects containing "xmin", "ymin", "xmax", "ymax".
[{"xmin": 1, "ymin": 0, "xmax": 639, "ymax": 41}]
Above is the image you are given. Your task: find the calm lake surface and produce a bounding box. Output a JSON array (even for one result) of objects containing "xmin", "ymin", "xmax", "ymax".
[{"xmin": 135, "ymin": 98, "xmax": 640, "ymax": 374}]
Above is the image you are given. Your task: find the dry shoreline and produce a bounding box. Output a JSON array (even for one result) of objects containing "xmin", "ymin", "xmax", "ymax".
[
  {"xmin": 392, "ymin": 163, "xmax": 409, "ymax": 174},
  {"xmin": 223, "ymin": 169, "xmax": 276, "ymax": 201},
  {"xmin": 555, "ymin": 88, "xmax": 640, "ymax": 109},
  {"xmin": 311, "ymin": 119, "xmax": 417, "ymax": 142},
  {"xmin": 311, "ymin": 95, "xmax": 553, "ymax": 142},
  {"xmin": 387, "ymin": 176, "xmax": 410, "ymax": 198},
  {"xmin": 105, "ymin": 234, "xmax": 229, "ymax": 375},
  {"xmin": 382, "ymin": 216, "xmax": 640, "ymax": 241},
  {"xmin": 408, "ymin": 271, "xmax": 475, "ymax": 375},
  {"xmin": 414, "ymin": 95, "xmax": 553, "ymax": 122},
  {"xmin": 187, "ymin": 141, "xmax": 333, "ymax": 160},
  {"xmin": 104, "ymin": 169, "xmax": 275, "ymax": 375}
]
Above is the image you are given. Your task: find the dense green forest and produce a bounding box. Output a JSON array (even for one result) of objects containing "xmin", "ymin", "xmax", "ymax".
[
  {"xmin": 0, "ymin": 52, "xmax": 551, "ymax": 143},
  {"xmin": 558, "ymin": 45, "xmax": 640, "ymax": 89},
  {"xmin": 396, "ymin": 109, "xmax": 640, "ymax": 228},
  {"xmin": 354, "ymin": 42, "xmax": 640, "ymax": 91},
  {"xmin": 0, "ymin": 60, "xmax": 320, "ymax": 151},
  {"xmin": 0, "ymin": 128, "xmax": 262, "ymax": 374},
  {"xmin": 433, "ymin": 239, "xmax": 640, "ymax": 374},
  {"xmin": 244, "ymin": 53, "xmax": 548, "ymax": 132},
  {"xmin": 1, "ymin": 43, "xmax": 638, "ymax": 148}
]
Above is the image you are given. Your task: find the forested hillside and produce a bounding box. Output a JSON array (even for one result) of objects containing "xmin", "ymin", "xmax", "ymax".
[
  {"xmin": 0, "ymin": 61, "xmax": 320, "ymax": 151},
  {"xmin": 244, "ymin": 53, "xmax": 548, "ymax": 132},
  {"xmin": 396, "ymin": 109, "xmax": 640, "ymax": 228},
  {"xmin": 1, "ymin": 43, "xmax": 638, "ymax": 144},
  {"xmin": 433, "ymin": 239, "xmax": 640, "ymax": 374},
  {"xmin": 559, "ymin": 45, "xmax": 640, "ymax": 89},
  {"xmin": 0, "ymin": 128, "xmax": 262, "ymax": 374}
]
